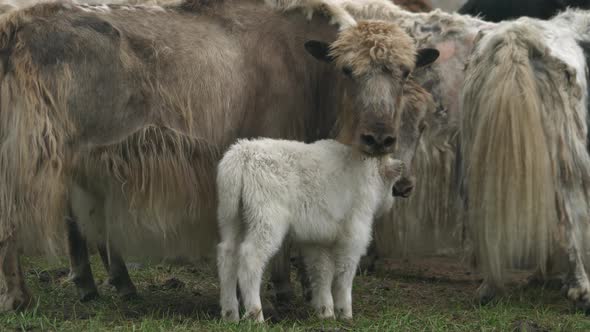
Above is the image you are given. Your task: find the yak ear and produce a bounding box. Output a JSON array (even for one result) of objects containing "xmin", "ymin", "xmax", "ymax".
[
  {"xmin": 415, "ymin": 48, "xmax": 440, "ymax": 68},
  {"xmin": 305, "ymin": 40, "xmax": 334, "ymax": 63}
]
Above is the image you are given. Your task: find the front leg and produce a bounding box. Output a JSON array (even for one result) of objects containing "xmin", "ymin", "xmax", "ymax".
[
  {"xmin": 301, "ymin": 245, "xmax": 335, "ymax": 319},
  {"xmin": 332, "ymin": 246, "xmax": 363, "ymax": 320},
  {"xmin": 0, "ymin": 233, "xmax": 32, "ymax": 312}
]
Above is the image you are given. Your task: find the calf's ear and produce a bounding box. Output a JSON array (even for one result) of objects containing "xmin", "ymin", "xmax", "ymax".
[
  {"xmin": 415, "ymin": 48, "xmax": 440, "ymax": 68},
  {"xmin": 305, "ymin": 40, "xmax": 334, "ymax": 63}
]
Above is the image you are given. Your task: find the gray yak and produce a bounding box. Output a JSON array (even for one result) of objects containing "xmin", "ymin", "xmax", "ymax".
[{"xmin": 0, "ymin": 0, "xmax": 438, "ymax": 311}]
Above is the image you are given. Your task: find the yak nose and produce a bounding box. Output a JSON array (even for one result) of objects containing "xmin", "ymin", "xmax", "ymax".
[{"xmin": 360, "ymin": 133, "xmax": 396, "ymax": 151}]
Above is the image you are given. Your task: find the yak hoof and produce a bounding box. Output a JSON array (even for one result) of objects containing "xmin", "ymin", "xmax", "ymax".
[
  {"xmin": 0, "ymin": 291, "xmax": 32, "ymax": 312},
  {"xmin": 477, "ymin": 282, "xmax": 497, "ymax": 305},
  {"xmin": 78, "ymin": 288, "xmax": 99, "ymax": 302},
  {"xmin": 116, "ymin": 285, "xmax": 138, "ymax": 300},
  {"xmin": 565, "ymin": 282, "xmax": 590, "ymax": 313},
  {"xmin": 273, "ymin": 283, "xmax": 294, "ymax": 305}
]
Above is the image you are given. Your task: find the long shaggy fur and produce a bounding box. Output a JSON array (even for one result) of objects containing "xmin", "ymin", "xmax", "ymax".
[
  {"xmin": 460, "ymin": 24, "xmax": 558, "ymax": 283},
  {"xmin": 75, "ymin": 127, "xmax": 220, "ymax": 257},
  {"xmin": 376, "ymin": 83, "xmax": 461, "ymax": 257},
  {"xmin": 0, "ymin": 14, "xmax": 73, "ymax": 253}
]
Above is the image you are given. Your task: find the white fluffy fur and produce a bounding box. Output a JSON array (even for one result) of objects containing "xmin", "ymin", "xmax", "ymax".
[{"xmin": 216, "ymin": 138, "xmax": 403, "ymax": 322}]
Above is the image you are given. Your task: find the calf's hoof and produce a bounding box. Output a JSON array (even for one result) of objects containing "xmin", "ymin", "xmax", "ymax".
[
  {"xmin": 243, "ymin": 307, "xmax": 264, "ymax": 323},
  {"xmin": 335, "ymin": 307, "xmax": 352, "ymax": 320},
  {"xmin": 315, "ymin": 305, "xmax": 335, "ymax": 319},
  {"xmin": 0, "ymin": 291, "xmax": 32, "ymax": 312},
  {"xmin": 221, "ymin": 309, "xmax": 240, "ymax": 322}
]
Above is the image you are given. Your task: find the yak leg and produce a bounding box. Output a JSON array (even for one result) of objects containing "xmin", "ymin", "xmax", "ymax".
[
  {"xmin": 358, "ymin": 238, "xmax": 378, "ymax": 274},
  {"xmin": 0, "ymin": 234, "xmax": 32, "ymax": 312},
  {"xmin": 563, "ymin": 230, "xmax": 590, "ymax": 312},
  {"xmin": 293, "ymin": 251, "xmax": 312, "ymax": 303},
  {"xmin": 66, "ymin": 212, "xmax": 99, "ymax": 301},
  {"xmin": 269, "ymin": 239, "xmax": 294, "ymax": 304},
  {"xmin": 98, "ymin": 243, "xmax": 137, "ymax": 299},
  {"xmin": 477, "ymin": 279, "xmax": 501, "ymax": 305}
]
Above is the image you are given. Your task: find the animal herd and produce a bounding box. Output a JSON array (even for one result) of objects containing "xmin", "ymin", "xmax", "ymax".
[{"xmin": 1, "ymin": 0, "xmax": 590, "ymax": 323}]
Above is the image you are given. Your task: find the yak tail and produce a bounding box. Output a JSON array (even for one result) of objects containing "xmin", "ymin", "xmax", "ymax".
[
  {"xmin": 460, "ymin": 31, "xmax": 556, "ymax": 285},
  {"xmin": 216, "ymin": 142, "xmax": 246, "ymax": 244},
  {"xmin": 0, "ymin": 24, "xmax": 70, "ymax": 254}
]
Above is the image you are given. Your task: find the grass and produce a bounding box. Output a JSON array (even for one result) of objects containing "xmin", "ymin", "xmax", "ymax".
[{"xmin": 0, "ymin": 256, "xmax": 588, "ymax": 331}]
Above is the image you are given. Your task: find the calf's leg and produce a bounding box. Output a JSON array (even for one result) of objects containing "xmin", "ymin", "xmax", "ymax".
[
  {"xmin": 0, "ymin": 234, "xmax": 32, "ymax": 312},
  {"xmin": 218, "ymin": 227, "xmax": 241, "ymax": 322},
  {"xmin": 332, "ymin": 246, "xmax": 363, "ymax": 320},
  {"xmin": 66, "ymin": 211, "xmax": 99, "ymax": 301},
  {"xmin": 301, "ymin": 245, "xmax": 335, "ymax": 319}
]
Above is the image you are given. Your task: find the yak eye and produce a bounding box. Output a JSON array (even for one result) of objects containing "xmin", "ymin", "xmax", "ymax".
[{"xmin": 342, "ymin": 66, "xmax": 353, "ymax": 77}]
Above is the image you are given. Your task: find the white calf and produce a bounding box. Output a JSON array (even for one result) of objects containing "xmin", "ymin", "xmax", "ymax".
[{"xmin": 216, "ymin": 138, "xmax": 404, "ymax": 322}]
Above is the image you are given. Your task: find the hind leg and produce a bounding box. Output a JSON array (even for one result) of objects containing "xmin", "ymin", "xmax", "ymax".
[
  {"xmin": 563, "ymin": 245, "xmax": 590, "ymax": 312},
  {"xmin": 556, "ymin": 199, "xmax": 590, "ymax": 312},
  {"xmin": 237, "ymin": 216, "xmax": 289, "ymax": 322},
  {"xmin": 66, "ymin": 211, "xmax": 99, "ymax": 302},
  {"xmin": 97, "ymin": 243, "xmax": 137, "ymax": 299},
  {"xmin": 0, "ymin": 234, "xmax": 32, "ymax": 312},
  {"xmin": 218, "ymin": 228, "xmax": 240, "ymax": 322},
  {"xmin": 562, "ymin": 234, "xmax": 590, "ymax": 312}
]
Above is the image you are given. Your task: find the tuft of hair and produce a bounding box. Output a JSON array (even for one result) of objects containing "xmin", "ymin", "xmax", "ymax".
[
  {"xmin": 329, "ymin": 20, "xmax": 416, "ymax": 76},
  {"xmin": 375, "ymin": 80, "xmax": 462, "ymax": 257},
  {"xmin": 460, "ymin": 25, "xmax": 557, "ymax": 284},
  {"xmin": 75, "ymin": 127, "xmax": 220, "ymax": 258},
  {"xmin": 264, "ymin": 0, "xmax": 357, "ymax": 29}
]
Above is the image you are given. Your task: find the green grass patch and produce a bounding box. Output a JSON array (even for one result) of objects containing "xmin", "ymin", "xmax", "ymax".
[{"xmin": 0, "ymin": 256, "xmax": 588, "ymax": 331}]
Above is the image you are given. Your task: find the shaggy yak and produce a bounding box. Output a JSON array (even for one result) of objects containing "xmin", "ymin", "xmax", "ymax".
[
  {"xmin": 217, "ymin": 139, "xmax": 405, "ymax": 322},
  {"xmin": 0, "ymin": 0, "xmax": 439, "ymax": 311},
  {"xmin": 461, "ymin": 9, "xmax": 590, "ymax": 310}
]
